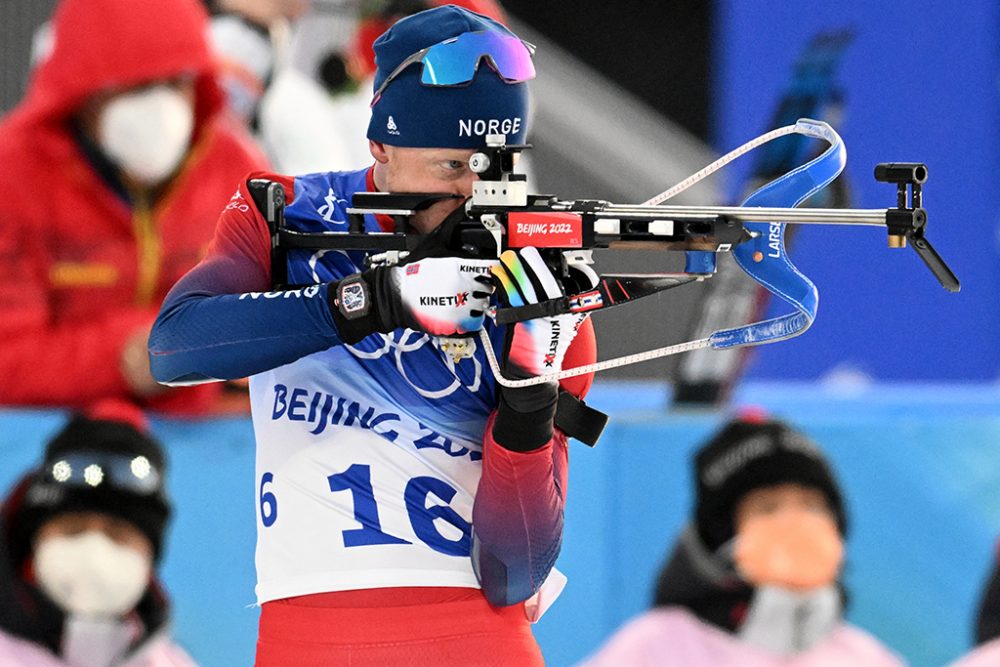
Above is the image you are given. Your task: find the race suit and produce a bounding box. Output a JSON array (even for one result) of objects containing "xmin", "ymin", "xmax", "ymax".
[{"xmin": 148, "ymin": 166, "xmax": 596, "ymax": 662}]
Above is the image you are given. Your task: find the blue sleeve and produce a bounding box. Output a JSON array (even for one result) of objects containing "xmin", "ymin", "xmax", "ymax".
[{"xmin": 149, "ymin": 282, "xmax": 344, "ymax": 385}]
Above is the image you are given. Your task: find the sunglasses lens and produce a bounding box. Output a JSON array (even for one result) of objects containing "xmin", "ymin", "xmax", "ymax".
[
  {"xmin": 481, "ymin": 33, "xmax": 536, "ymax": 82},
  {"xmin": 419, "ymin": 32, "xmax": 535, "ymax": 86}
]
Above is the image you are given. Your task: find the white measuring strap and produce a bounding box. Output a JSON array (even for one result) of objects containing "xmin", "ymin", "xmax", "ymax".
[
  {"xmin": 642, "ymin": 124, "xmax": 800, "ymax": 205},
  {"xmin": 480, "ymin": 329, "xmax": 712, "ymax": 388}
]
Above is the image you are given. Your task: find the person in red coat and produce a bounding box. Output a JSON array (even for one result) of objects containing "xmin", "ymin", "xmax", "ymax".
[{"xmin": 0, "ymin": 0, "xmax": 268, "ymax": 415}]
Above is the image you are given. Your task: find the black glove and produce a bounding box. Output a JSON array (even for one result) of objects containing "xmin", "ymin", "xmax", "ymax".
[{"xmin": 328, "ymin": 256, "xmax": 497, "ymax": 344}]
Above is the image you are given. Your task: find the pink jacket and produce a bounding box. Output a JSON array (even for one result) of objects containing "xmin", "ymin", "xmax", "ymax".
[
  {"xmin": 949, "ymin": 638, "xmax": 1000, "ymax": 667},
  {"xmin": 577, "ymin": 607, "xmax": 904, "ymax": 667},
  {"xmin": 0, "ymin": 628, "xmax": 196, "ymax": 667}
]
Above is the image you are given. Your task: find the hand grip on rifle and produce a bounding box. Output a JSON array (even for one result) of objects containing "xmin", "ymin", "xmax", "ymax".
[
  {"xmin": 492, "ymin": 248, "xmax": 596, "ymax": 379},
  {"xmin": 328, "ymin": 257, "xmax": 498, "ymax": 343},
  {"xmin": 490, "ymin": 247, "xmax": 596, "ymax": 451}
]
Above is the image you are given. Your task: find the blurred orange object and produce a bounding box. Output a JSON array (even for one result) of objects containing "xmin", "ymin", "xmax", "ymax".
[{"xmin": 734, "ymin": 509, "xmax": 844, "ymax": 592}]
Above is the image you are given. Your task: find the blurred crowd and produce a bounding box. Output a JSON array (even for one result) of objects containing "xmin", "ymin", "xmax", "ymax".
[{"xmin": 0, "ymin": 0, "xmax": 995, "ymax": 665}]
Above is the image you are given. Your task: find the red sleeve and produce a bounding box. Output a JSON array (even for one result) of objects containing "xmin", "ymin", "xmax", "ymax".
[
  {"xmin": 559, "ymin": 316, "xmax": 597, "ymax": 399},
  {"xmin": 0, "ymin": 311, "xmax": 159, "ymax": 408},
  {"xmin": 472, "ymin": 315, "xmax": 597, "ymax": 606},
  {"xmin": 473, "ymin": 413, "xmax": 570, "ymax": 606},
  {"xmin": 168, "ymin": 171, "xmax": 291, "ymax": 296}
]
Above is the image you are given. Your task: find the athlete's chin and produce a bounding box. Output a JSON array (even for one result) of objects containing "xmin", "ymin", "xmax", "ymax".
[{"xmin": 412, "ymin": 200, "xmax": 464, "ymax": 235}]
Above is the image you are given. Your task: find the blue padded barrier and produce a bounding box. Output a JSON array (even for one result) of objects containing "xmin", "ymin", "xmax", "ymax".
[{"xmin": 3, "ymin": 381, "xmax": 1000, "ymax": 666}]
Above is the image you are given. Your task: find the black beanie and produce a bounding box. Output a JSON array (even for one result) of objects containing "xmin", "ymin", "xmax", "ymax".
[
  {"xmin": 10, "ymin": 414, "xmax": 171, "ymax": 566},
  {"xmin": 693, "ymin": 417, "xmax": 847, "ymax": 552}
]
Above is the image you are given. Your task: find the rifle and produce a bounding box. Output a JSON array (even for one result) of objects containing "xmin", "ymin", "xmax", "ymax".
[
  {"xmin": 264, "ymin": 119, "xmax": 958, "ymax": 386},
  {"xmin": 674, "ymin": 28, "xmax": 855, "ymax": 405}
]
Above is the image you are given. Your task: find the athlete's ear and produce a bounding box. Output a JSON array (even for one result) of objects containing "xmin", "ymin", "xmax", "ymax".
[{"xmin": 369, "ymin": 140, "xmax": 389, "ymax": 164}]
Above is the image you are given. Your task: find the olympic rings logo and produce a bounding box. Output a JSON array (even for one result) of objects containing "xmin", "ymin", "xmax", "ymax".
[{"xmin": 346, "ymin": 330, "xmax": 484, "ymax": 400}]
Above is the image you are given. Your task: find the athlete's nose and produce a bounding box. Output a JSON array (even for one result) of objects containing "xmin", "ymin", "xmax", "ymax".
[{"xmin": 457, "ymin": 172, "xmax": 478, "ymax": 198}]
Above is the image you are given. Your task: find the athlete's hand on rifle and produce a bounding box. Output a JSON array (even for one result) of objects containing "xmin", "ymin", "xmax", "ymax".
[
  {"xmin": 490, "ymin": 247, "xmax": 597, "ymax": 452},
  {"xmin": 329, "ymin": 257, "xmax": 498, "ymax": 343},
  {"xmin": 492, "ymin": 247, "xmax": 596, "ymax": 379}
]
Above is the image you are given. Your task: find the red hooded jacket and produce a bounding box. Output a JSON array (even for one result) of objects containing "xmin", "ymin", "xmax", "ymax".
[{"xmin": 0, "ymin": 0, "xmax": 268, "ymax": 414}]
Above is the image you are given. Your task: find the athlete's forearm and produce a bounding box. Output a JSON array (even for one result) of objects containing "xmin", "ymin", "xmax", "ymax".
[
  {"xmin": 472, "ymin": 413, "xmax": 568, "ymax": 607},
  {"xmin": 149, "ymin": 254, "xmax": 344, "ymax": 384}
]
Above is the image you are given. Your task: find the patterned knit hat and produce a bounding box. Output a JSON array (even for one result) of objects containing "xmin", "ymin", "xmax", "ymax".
[
  {"xmin": 9, "ymin": 403, "xmax": 171, "ymax": 565},
  {"xmin": 694, "ymin": 416, "xmax": 846, "ymax": 551}
]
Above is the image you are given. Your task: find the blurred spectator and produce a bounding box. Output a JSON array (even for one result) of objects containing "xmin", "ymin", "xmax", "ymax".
[
  {"xmin": 949, "ymin": 542, "xmax": 1000, "ymax": 665},
  {"xmin": 975, "ymin": 540, "xmax": 1000, "ymax": 644},
  {"xmin": 209, "ymin": 0, "xmax": 310, "ymax": 27},
  {"xmin": 0, "ymin": 0, "xmax": 268, "ymax": 415},
  {"xmin": 206, "ymin": 0, "xmax": 311, "ymax": 127},
  {"xmin": 259, "ymin": 0, "xmax": 508, "ymax": 173},
  {"xmin": 578, "ymin": 416, "xmax": 903, "ymax": 666},
  {"xmin": 0, "ymin": 402, "xmax": 193, "ymax": 666},
  {"xmin": 951, "ymin": 638, "xmax": 1000, "ymax": 666}
]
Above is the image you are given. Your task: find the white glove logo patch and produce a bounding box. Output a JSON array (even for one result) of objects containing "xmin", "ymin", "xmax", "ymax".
[{"xmin": 417, "ymin": 291, "xmax": 469, "ymax": 308}]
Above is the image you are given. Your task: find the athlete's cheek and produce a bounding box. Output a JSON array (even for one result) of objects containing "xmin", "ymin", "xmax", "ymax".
[{"xmin": 412, "ymin": 198, "xmax": 465, "ymax": 235}]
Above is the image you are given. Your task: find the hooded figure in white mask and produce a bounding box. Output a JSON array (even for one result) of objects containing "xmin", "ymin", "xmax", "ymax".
[
  {"xmin": 0, "ymin": 403, "xmax": 195, "ymax": 666},
  {"xmin": 579, "ymin": 415, "xmax": 904, "ymax": 667}
]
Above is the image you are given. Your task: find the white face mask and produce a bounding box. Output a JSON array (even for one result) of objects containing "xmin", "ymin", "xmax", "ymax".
[
  {"xmin": 34, "ymin": 531, "xmax": 152, "ymax": 618},
  {"xmin": 97, "ymin": 85, "xmax": 195, "ymax": 186}
]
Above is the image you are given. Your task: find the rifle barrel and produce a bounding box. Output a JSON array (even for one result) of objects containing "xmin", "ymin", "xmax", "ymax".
[{"xmin": 599, "ymin": 205, "xmax": 890, "ymax": 226}]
